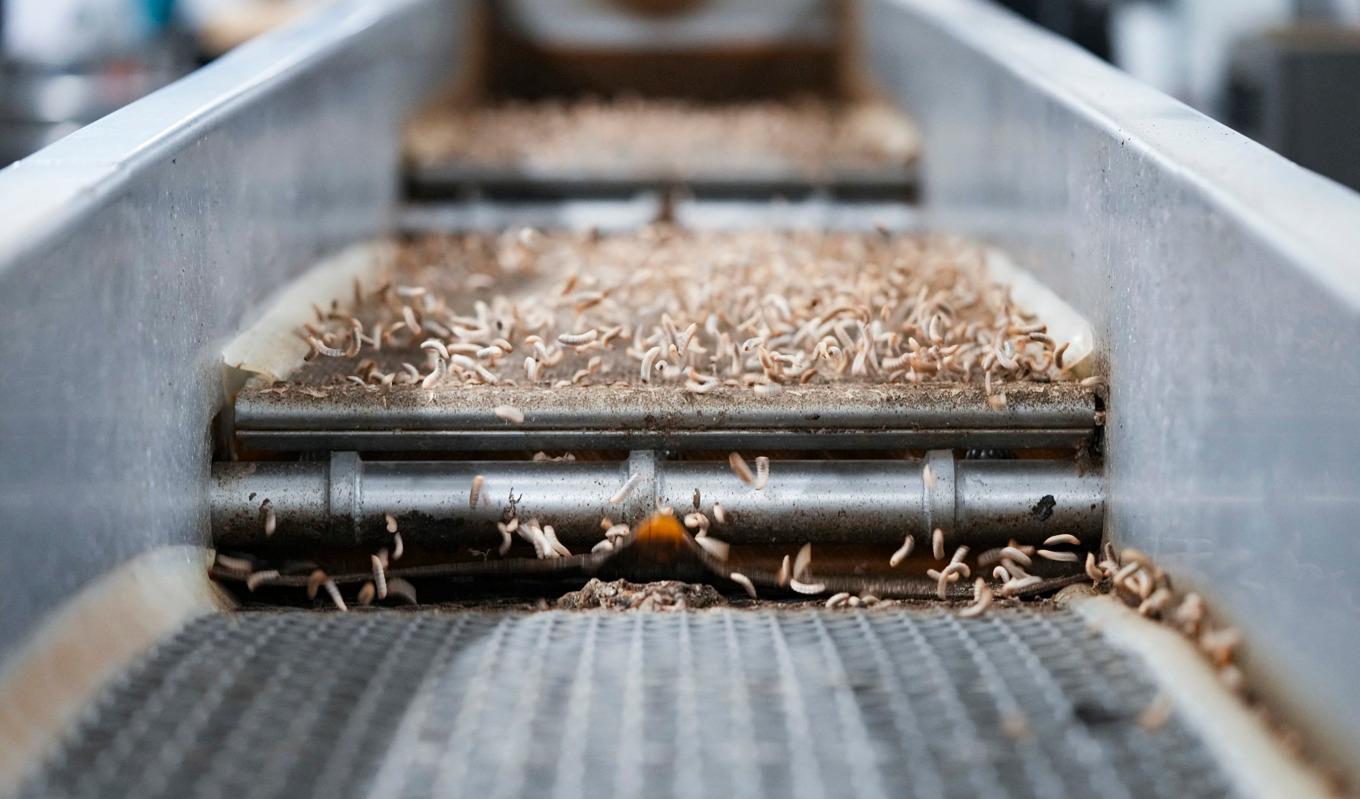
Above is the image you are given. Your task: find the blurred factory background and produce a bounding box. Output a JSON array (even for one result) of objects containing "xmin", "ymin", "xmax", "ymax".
[{"xmin": 5, "ymin": 0, "xmax": 1358, "ymax": 189}]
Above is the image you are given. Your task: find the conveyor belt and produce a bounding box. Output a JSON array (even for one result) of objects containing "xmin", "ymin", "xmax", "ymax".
[{"xmin": 20, "ymin": 607, "xmax": 1234, "ymax": 799}]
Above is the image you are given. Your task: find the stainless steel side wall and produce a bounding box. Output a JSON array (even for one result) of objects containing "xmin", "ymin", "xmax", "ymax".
[
  {"xmin": 0, "ymin": 0, "xmax": 466, "ymax": 661},
  {"xmin": 864, "ymin": 0, "xmax": 1360, "ymax": 764}
]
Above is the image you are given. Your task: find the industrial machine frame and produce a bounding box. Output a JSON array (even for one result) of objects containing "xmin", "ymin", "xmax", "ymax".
[{"xmin": 0, "ymin": 0, "xmax": 1358, "ymax": 787}]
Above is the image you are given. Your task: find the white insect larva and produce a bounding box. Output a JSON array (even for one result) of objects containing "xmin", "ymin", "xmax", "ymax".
[
  {"xmin": 385, "ymin": 512, "xmax": 398, "ymax": 534},
  {"xmin": 392, "ymin": 532, "xmax": 404, "ymax": 561},
  {"xmin": 525, "ymin": 357, "xmax": 540, "ymax": 382},
  {"xmin": 599, "ymin": 516, "xmax": 613, "ymax": 530},
  {"xmin": 557, "ymin": 329, "xmax": 598, "ymax": 346},
  {"xmin": 976, "ymin": 548, "xmax": 1005, "ymax": 567},
  {"xmin": 938, "ymin": 562, "xmax": 968, "ymax": 599},
  {"xmin": 826, "ymin": 592, "xmax": 851, "ymax": 609},
  {"xmin": 683, "ymin": 512, "xmax": 710, "ymax": 535},
  {"xmin": 371, "ymin": 554, "xmax": 388, "ymax": 599},
  {"xmin": 1043, "ymin": 533, "xmax": 1081, "ymax": 546},
  {"xmin": 928, "ymin": 313, "xmax": 944, "ymax": 345},
  {"xmin": 610, "ymin": 474, "xmax": 642, "ymax": 505},
  {"xmin": 1001, "ymin": 575, "xmax": 1043, "ymax": 596},
  {"xmin": 1000, "ymin": 546, "xmax": 1032, "ymax": 567},
  {"xmin": 793, "ymin": 543, "xmax": 813, "ymax": 581},
  {"xmin": 728, "ymin": 452, "xmax": 756, "ymax": 485},
  {"xmin": 932, "ymin": 528, "xmax": 945, "ymax": 560},
  {"xmin": 494, "ymin": 405, "xmax": 525, "ymax": 424},
  {"xmin": 889, "ymin": 534, "xmax": 915, "ymax": 567},
  {"xmin": 712, "ymin": 502, "xmax": 726, "ymax": 524},
  {"xmin": 308, "ymin": 337, "xmax": 347, "ymax": 358},
  {"xmin": 543, "ymin": 525, "xmax": 571, "ymax": 557},
  {"xmin": 1130, "ymin": 570, "xmax": 1154, "ymax": 600},
  {"xmin": 421, "ymin": 357, "xmax": 447, "ymax": 389},
  {"xmin": 306, "ymin": 569, "xmax": 327, "ymax": 600},
  {"xmin": 522, "ymin": 521, "xmax": 550, "ymax": 559},
  {"xmin": 1139, "ymin": 587, "xmax": 1173, "ymax": 617},
  {"xmin": 789, "ymin": 578, "xmax": 827, "ymax": 595},
  {"xmin": 923, "ymin": 462, "xmax": 936, "ymax": 490},
  {"xmin": 730, "ymin": 572, "xmax": 758, "ymax": 598},
  {"xmin": 992, "ymin": 565, "xmax": 1011, "ymax": 582},
  {"xmin": 1076, "ymin": 550, "xmax": 1100, "ymax": 582},
  {"xmin": 753, "ymin": 381, "xmax": 783, "ymax": 397},
  {"xmin": 949, "ymin": 545, "xmax": 970, "ymax": 565},
  {"xmin": 695, "ymin": 536, "xmax": 730, "ymax": 561},
  {"xmin": 323, "ymin": 579, "xmax": 347, "ymax": 612},
  {"xmin": 592, "ymin": 539, "xmax": 615, "ymax": 554},
  {"xmin": 495, "ymin": 521, "xmax": 514, "ymax": 556},
  {"xmin": 358, "ymin": 582, "xmax": 376, "ymax": 607},
  {"xmin": 1055, "ymin": 341, "xmax": 1070, "ymax": 370},
  {"xmin": 1199, "ymin": 627, "xmax": 1241, "ymax": 667},
  {"xmin": 1173, "ymin": 592, "xmax": 1205, "ymax": 634},
  {"xmin": 753, "ymin": 456, "xmax": 770, "ymax": 491},
  {"xmin": 260, "ymin": 499, "xmax": 276, "ymax": 536},
  {"xmin": 959, "ymin": 579, "xmax": 992, "ymax": 618},
  {"xmin": 640, "ymin": 345, "xmax": 662, "ymax": 382},
  {"xmin": 1037, "ymin": 549, "xmax": 1080, "ymax": 563},
  {"xmin": 245, "ymin": 570, "xmax": 279, "ymax": 592},
  {"xmin": 1079, "ymin": 375, "xmax": 1104, "ymax": 388},
  {"xmin": 469, "ymin": 474, "xmax": 485, "ymax": 509},
  {"xmin": 420, "ymin": 338, "xmax": 449, "ymax": 359},
  {"xmin": 776, "ymin": 555, "xmax": 792, "ymax": 587},
  {"xmin": 605, "ymin": 523, "xmax": 630, "ymax": 541},
  {"xmin": 1113, "ymin": 561, "xmax": 1142, "ymax": 584},
  {"xmin": 216, "ymin": 553, "xmax": 253, "ymax": 574},
  {"xmin": 386, "ymin": 578, "xmax": 418, "ymax": 605}
]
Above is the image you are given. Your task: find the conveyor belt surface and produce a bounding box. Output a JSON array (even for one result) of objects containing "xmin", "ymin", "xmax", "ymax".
[{"xmin": 20, "ymin": 607, "xmax": 1234, "ymax": 799}]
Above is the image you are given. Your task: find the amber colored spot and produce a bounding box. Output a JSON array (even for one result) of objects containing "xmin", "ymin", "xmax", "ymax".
[{"xmin": 634, "ymin": 513, "xmax": 686, "ymax": 546}]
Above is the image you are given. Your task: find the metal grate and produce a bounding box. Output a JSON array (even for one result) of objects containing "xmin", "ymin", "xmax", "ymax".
[{"xmin": 20, "ymin": 607, "xmax": 1237, "ymax": 799}]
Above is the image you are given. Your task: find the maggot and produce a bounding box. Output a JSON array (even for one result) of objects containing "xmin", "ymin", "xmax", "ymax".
[
  {"xmin": 371, "ymin": 554, "xmax": 388, "ymax": 599},
  {"xmin": 1037, "ymin": 549, "xmax": 1079, "ymax": 563},
  {"xmin": 695, "ymin": 536, "xmax": 730, "ymax": 561},
  {"xmin": 729, "ymin": 572, "xmax": 757, "ymax": 599},
  {"xmin": 1043, "ymin": 533, "xmax": 1080, "ymax": 546},
  {"xmin": 494, "ymin": 405, "xmax": 525, "ymax": 424},
  {"xmin": 753, "ymin": 456, "xmax": 770, "ymax": 491},
  {"xmin": 323, "ymin": 579, "xmax": 347, "ymax": 612},
  {"xmin": 959, "ymin": 578, "xmax": 992, "ymax": 618},
  {"xmin": 889, "ymin": 534, "xmax": 915, "ymax": 568},
  {"xmin": 245, "ymin": 570, "xmax": 279, "ymax": 592},
  {"xmin": 259, "ymin": 499, "xmax": 276, "ymax": 537},
  {"xmin": 728, "ymin": 452, "xmax": 756, "ymax": 485},
  {"xmin": 610, "ymin": 474, "xmax": 642, "ymax": 505}
]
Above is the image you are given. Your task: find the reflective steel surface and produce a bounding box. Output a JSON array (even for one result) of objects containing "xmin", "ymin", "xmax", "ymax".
[
  {"xmin": 0, "ymin": 0, "xmax": 467, "ymax": 661},
  {"xmin": 865, "ymin": 0, "xmax": 1360, "ymax": 769}
]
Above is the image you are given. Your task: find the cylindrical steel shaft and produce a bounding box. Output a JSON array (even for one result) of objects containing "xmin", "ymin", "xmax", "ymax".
[{"xmin": 212, "ymin": 451, "xmax": 1103, "ymax": 550}]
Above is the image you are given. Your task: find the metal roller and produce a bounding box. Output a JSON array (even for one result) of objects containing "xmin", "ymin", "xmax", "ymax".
[
  {"xmin": 231, "ymin": 383, "xmax": 1100, "ymax": 453},
  {"xmin": 211, "ymin": 450, "xmax": 1103, "ymax": 549}
]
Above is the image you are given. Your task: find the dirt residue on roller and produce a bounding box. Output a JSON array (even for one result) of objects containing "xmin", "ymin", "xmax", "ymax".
[{"xmin": 555, "ymin": 578, "xmax": 725, "ymax": 611}]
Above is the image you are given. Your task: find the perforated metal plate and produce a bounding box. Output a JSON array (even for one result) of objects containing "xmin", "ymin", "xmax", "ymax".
[{"xmin": 20, "ymin": 607, "xmax": 1236, "ymax": 799}]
